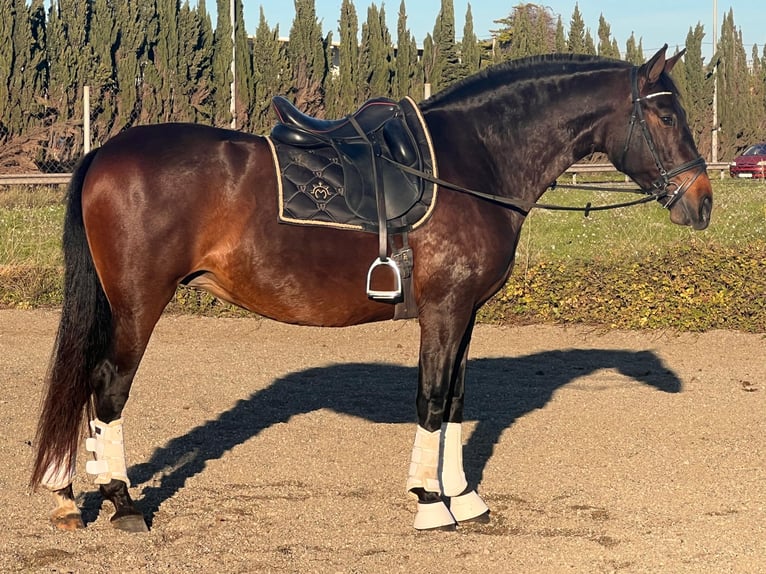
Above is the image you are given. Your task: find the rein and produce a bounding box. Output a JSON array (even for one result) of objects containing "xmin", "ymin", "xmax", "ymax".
[{"xmin": 384, "ymin": 156, "xmax": 665, "ymax": 217}]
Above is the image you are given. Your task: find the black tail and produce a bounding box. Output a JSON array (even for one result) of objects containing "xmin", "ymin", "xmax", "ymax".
[{"xmin": 30, "ymin": 150, "xmax": 113, "ymax": 489}]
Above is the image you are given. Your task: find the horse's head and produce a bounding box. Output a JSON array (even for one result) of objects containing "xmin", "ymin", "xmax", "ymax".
[{"xmin": 610, "ymin": 45, "xmax": 713, "ymax": 230}]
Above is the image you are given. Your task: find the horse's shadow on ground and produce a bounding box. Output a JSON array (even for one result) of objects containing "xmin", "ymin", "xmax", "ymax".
[{"xmin": 79, "ymin": 348, "xmax": 680, "ymax": 527}]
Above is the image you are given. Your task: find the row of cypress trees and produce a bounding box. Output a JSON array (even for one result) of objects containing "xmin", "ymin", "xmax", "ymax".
[{"xmin": 0, "ymin": 0, "xmax": 763, "ymax": 171}]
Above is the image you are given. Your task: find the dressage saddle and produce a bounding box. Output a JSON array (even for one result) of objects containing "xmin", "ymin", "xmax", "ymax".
[{"xmin": 270, "ymin": 96, "xmax": 434, "ymax": 228}]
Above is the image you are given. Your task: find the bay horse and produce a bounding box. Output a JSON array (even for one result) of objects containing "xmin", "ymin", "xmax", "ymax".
[{"xmin": 31, "ymin": 46, "xmax": 712, "ymax": 533}]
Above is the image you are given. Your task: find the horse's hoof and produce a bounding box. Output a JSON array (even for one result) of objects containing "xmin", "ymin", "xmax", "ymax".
[
  {"xmin": 460, "ymin": 510, "xmax": 490, "ymax": 524},
  {"xmin": 448, "ymin": 490, "xmax": 490, "ymax": 523},
  {"xmin": 51, "ymin": 513, "xmax": 85, "ymax": 531},
  {"xmin": 413, "ymin": 500, "xmax": 457, "ymax": 531},
  {"xmin": 111, "ymin": 513, "xmax": 149, "ymax": 533}
]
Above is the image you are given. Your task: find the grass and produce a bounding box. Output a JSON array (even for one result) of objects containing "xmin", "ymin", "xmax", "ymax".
[
  {"xmin": 0, "ymin": 186, "xmax": 65, "ymax": 267},
  {"xmin": 2, "ymin": 178, "xmax": 764, "ymax": 268},
  {"xmin": 517, "ymin": 177, "xmax": 766, "ymax": 265}
]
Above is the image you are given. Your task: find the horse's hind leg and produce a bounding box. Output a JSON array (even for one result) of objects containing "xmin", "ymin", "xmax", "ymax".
[{"xmin": 87, "ymin": 302, "xmax": 169, "ymax": 533}]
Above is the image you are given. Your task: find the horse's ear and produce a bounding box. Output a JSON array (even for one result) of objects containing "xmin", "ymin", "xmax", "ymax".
[
  {"xmin": 665, "ymin": 49, "xmax": 686, "ymax": 73},
  {"xmin": 639, "ymin": 44, "xmax": 668, "ymax": 86}
]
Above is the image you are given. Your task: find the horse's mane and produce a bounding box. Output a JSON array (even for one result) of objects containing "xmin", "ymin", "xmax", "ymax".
[{"xmin": 421, "ymin": 53, "xmax": 633, "ymax": 110}]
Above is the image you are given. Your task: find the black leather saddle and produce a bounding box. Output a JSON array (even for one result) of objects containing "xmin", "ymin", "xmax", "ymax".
[
  {"xmin": 272, "ymin": 96, "xmax": 401, "ymax": 145},
  {"xmin": 269, "ymin": 96, "xmax": 436, "ymax": 232}
]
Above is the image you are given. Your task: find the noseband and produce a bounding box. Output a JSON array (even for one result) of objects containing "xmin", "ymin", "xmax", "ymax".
[{"xmin": 621, "ymin": 66, "xmax": 707, "ymax": 209}]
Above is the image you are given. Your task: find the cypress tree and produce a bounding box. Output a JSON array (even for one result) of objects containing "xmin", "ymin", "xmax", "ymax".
[
  {"xmin": 136, "ymin": 0, "xmax": 164, "ymax": 124},
  {"xmin": 153, "ymin": 0, "xmax": 181, "ymax": 123},
  {"xmin": 421, "ymin": 33, "xmax": 434, "ymax": 92},
  {"xmin": 0, "ymin": 0, "xmax": 39, "ymax": 138},
  {"xmin": 554, "ymin": 16, "xmax": 566, "ymax": 53},
  {"xmin": 0, "ymin": 0, "xmax": 13, "ymax": 137},
  {"xmin": 392, "ymin": 0, "xmax": 417, "ymax": 98},
  {"xmin": 717, "ymin": 9, "xmax": 756, "ymax": 157},
  {"xmin": 326, "ymin": 0, "xmax": 359, "ymax": 115},
  {"xmin": 753, "ymin": 45, "xmax": 766, "ymax": 121},
  {"xmin": 286, "ymin": 0, "xmax": 327, "ymax": 115},
  {"xmin": 46, "ymin": 0, "xmax": 90, "ymax": 122},
  {"xmin": 359, "ymin": 3, "xmax": 393, "ymax": 99},
  {"xmin": 110, "ymin": 2, "xmax": 144, "ymax": 130},
  {"xmin": 28, "ymin": 0, "xmax": 48, "ymax": 124},
  {"xmin": 680, "ymin": 23, "xmax": 713, "ymax": 159},
  {"xmin": 388, "ymin": 2, "xmax": 424, "ymax": 98},
  {"xmin": 409, "ymin": 34, "xmax": 425, "ymax": 100},
  {"xmin": 233, "ymin": 0, "xmax": 254, "ymax": 129},
  {"xmin": 211, "ymin": 0, "xmax": 233, "ymax": 126},
  {"xmin": 492, "ymin": 4, "xmax": 556, "ymax": 60},
  {"xmin": 460, "ymin": 4, "xmax": 481, "ymax": 77},
  {"xmin": 181, "ymin": 0, "xmax": 216, "ymax": 124},
  {"xmin": 567, "ymin": 4, "xmax": 585, "ymax": 54},
  {"xmin": 597, "ymin": 14, "xmax": 619, "ymax": 59},
  {"xmin": 251, "ymin": 7, "xmax": 285, "ymax": 132},
  {"xmin": 431, "ymin": 0, "xmax": 460, "ymax": 90},
  {"xmin": 88, "ymin": 0, "xmax": 118, "ymax": 141}
]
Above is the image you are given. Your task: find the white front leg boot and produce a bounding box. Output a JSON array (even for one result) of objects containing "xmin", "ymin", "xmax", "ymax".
[
  {"xmin": 406, "ymin": 426, "xmax": 456, "ymax": 530},
  {"xmin": 440, "ymin": 422, "xmax": 489, "ymax": 523}
]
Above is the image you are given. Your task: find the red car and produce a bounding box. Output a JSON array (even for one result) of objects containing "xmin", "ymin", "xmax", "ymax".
[{"xmin": 729, "ymin": 143, "xmax": 766, "ymax": 178}]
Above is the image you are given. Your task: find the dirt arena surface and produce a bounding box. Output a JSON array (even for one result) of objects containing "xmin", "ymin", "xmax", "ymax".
[{"xmin": 1, "ymin": 309, "xmax": 764, "ymax": 573}]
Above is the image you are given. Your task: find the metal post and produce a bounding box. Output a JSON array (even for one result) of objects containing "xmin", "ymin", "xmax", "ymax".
[
  {"xmin": 83, "ymin": 86, "xmax": 91, "ymax": 154},
  {"xmin": 711, "ymin": 0, "xmax": 718, "ymax": 163},
  {"xmin": 230, "ymin": 0, "xmax": 236, "ymax": 129}
]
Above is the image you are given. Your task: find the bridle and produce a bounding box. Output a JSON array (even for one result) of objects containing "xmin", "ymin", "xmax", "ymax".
[{"xmin": 620, "ymin": 66, "xmax": 707, "ymax": 210}]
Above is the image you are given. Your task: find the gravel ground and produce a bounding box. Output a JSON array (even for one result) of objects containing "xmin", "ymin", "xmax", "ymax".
[{"xmin": 1, "ymin": 309, "xmax": 764, "ymax": 573}]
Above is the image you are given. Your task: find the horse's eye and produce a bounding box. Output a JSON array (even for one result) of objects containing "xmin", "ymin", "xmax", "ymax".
[{"xmin": 660, "ymin": 116, "xmax": 676, "ymax": 127}]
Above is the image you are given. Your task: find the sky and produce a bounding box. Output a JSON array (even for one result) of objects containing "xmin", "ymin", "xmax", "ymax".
[{"xmin": 250, "ymin": 1, "xmax": 763, "ymax": 63}]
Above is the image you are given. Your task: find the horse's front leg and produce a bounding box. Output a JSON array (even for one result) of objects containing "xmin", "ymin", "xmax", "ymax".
[
  {"xmin": 407, "ymin": 311, "xmax": 489, "ymax": 530},
  {"xmin": 439, "ymin": 330, "xmax": 490, "ymax": 525}
]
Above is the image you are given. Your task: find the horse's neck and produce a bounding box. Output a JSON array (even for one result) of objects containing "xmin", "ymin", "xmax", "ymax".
[
  {"xmin": 494, "ymin": 85, "xmax": 617, "ymax": 196},
  {"xmin": 426, "ymin": 74, "xmax": 620, "ymax": 204}
]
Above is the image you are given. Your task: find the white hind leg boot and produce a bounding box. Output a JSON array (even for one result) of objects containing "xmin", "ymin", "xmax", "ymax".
[
  {"xmin": 41, "ymin": 456, "xmax": 76, "ymax": 491},
  {"xmin": 440, "ymin": 422, "xmax": 489, "ymax": 522},
  {"xmin": 85, "ymin": 418, "xmax": 131, "ymax": 486},
  {"xmin": 406, "ymin": 426, "xmax": 455, "ymax": 530}
]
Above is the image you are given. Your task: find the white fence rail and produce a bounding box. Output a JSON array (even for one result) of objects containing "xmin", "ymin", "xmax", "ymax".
[{"xmin": 0, "ymin": 163, "xmax": 733, "ymax": 187}]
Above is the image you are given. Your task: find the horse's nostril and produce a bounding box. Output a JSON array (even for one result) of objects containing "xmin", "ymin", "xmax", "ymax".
[{"xmin": 696, "ymin": 195, "xmax": 713, "ymax": 230}]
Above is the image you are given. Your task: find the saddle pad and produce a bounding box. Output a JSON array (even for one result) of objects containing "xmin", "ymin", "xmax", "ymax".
[{"xmin": 266, "ymin": 97, "xmax": 438, "ymax": 233}]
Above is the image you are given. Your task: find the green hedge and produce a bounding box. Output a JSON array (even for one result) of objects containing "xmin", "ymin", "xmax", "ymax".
[{"xmin": 479, "ymin": 242, "xmax": 766, "ymax": 332}]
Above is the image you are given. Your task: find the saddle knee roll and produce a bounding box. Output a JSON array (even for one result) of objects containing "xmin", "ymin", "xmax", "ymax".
[{"xmin": 85, "ymin": 418, "xmax": 131, "ymax": 486}]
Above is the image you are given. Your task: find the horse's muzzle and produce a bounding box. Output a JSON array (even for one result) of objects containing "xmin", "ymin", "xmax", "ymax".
[{"xmin": 667, "ymin": 168, "xmax": 713, "ymax": 230}]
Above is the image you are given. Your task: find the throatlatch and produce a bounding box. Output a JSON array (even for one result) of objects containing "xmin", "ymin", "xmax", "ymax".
[{"xmin": 85, "ymin": 418, "xmax": 131, "ymax": 486}]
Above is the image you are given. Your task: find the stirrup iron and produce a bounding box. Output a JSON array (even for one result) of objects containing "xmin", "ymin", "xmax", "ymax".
[{"xmin": 366, "ymin": 257, "xmax": 402, "ymax": 302}]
